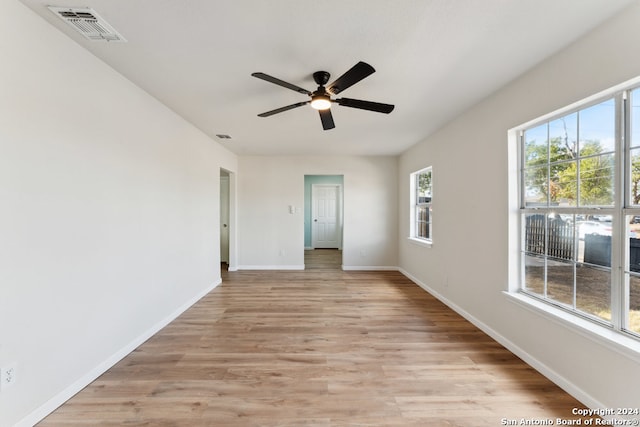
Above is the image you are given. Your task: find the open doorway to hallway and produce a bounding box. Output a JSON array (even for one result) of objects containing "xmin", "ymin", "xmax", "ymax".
[
  {"xmin": 220, "ymin": 168, "xmax": 236, "ymax": 272},
  {"xmin": 304, "ymin": 175, "xmax": 344, "ymax": 270}
]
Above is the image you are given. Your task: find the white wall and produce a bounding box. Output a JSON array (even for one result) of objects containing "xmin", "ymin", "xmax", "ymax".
[
  {"xmin": 0, "ymin": 2, "xmax": 237, "ymax": 425},
  {"xmin": 238, "ymin": 156, "xmax": 398, "ymax": 269},
  {"xmin": 398, "ymin": 2, "xmax": 640, "ymax": 411}
]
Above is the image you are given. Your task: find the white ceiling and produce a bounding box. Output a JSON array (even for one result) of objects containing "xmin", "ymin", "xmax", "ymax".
[{"xmin": 19, "ymin": 0, "xmax": 635, "ymax": 156}]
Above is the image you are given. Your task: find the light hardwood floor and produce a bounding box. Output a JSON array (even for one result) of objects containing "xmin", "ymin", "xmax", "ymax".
[
  {"xmin": 304, "ymin": 248, "xmax": 342, "ymax": 270},
  {"xmin": 38, "ymin": 251, "xmax": 592, "ymax": 426}
]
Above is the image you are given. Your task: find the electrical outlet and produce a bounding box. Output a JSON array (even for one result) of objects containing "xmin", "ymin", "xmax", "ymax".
[{"xmin": 1, "ymin": 364, "xmax": 17, "ymax": 390}]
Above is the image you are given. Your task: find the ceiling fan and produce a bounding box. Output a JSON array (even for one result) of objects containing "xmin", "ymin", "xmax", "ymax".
[{"xmin": 251, "ymin": 61, "xmax": 394, "ymax": 130}]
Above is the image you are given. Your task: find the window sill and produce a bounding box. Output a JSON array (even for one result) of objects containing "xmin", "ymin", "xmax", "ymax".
[
  {"xmin": 504, "ymin": 291, "xmax": 640, "ymax": 363},
  {"xmin": 408, "ymin": 237, "xmax": 432, "ymax": 248}
]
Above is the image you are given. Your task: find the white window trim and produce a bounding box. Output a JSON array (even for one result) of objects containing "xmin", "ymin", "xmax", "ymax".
[
  {"xmin": 409, "ymin": 166, "xmax": 432, "ymax": 245},
  {"xmin": 504, "ymin": 291, "xmax": 640, "ymax": 363},
  {"xmin": 408, "ymin": 236, "xmax": 433, "ymax": 248},
  {"xmin": 508, "ymin": 75, "xmax": 640, "ymax": 349}
]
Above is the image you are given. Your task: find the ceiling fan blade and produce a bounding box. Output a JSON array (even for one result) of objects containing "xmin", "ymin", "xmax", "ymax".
[
  {"xmin": 319, "ymin": 108, "xmax": 335, "ymax": 130},
  {"xmin": 257, "ymin": 101, "xmax": 309, "ymax": 117},
  {"xmin": 336, "ymin": 97, "xmax": 394, "ymax": 114},
  {"xmin": 252, "ymin": 72, "xmax": 312, "ymax": 95},
  {"xmin": 326, "ymin": 61, "xmax": 375, "ymax": 95}
]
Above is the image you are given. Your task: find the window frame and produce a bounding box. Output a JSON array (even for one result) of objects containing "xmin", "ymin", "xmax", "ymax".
[
  {"xmin": 409, "ymin": 166, "xmax": 433, "ymax": 246},
  {"xmin": 515, "ymin": 85, "xmax": 640, "ymax": 342},
  {"xmin": 622, "ymin": 86, "xmax": 640, "ymax": 336}
]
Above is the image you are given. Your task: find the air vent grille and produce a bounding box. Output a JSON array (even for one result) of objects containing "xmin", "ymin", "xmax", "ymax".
[{"xmin": 48, "ymin": 7, "xmax": 127, "ymax": 42}]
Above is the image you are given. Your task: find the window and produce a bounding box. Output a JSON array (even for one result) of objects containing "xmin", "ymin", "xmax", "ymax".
[
  {"xmin": 518, "ymin": 86, "xmax": 640, "ymax": 339},
  {"xmin": 410, "ymin": 167, "xmax": 432, "ymax": 243}
]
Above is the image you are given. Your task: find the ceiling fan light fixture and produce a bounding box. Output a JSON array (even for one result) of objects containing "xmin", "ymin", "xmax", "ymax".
[
  {"xmin": 310, "ymin": 94, "xmax": 331, "ymax": 110},
  {"xmin": 252, "ymin": 62, "xmax": 394, "ymax": 130}
]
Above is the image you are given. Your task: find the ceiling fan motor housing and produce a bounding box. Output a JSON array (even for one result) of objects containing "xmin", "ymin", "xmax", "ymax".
[
  {"xmin": 311, "ymin": 71, "xmax": 332, "ymax": 110},
  {"xmin": 313, "ymin": 71, "xmax": 331, "ymax": 86}
]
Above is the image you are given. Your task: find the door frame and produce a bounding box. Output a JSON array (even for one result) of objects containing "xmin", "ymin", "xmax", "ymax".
[
  {"xmin": 220, "ymin": 174, "xmax": 230, "ymax": 264},
  {"xmin": 220, "ymin": 168, "xmax": 237, "ymax": 271}
]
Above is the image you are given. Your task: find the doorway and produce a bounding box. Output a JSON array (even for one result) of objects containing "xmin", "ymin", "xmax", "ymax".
[
  {"xmin": 220, "ymin": 168, "xmax": 236, "ymax": 271},
  {"xmin": 304, "ymin": 175, "xmax": 343, "ymax": 269}
]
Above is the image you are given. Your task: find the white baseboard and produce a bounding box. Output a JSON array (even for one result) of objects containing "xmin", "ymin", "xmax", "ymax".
[
  {"xmin": 342, "ymin": 265, "xmax": 399, "ymax": 271},
  {"xmin": 234, "ymin": 264, "xmax": 398, "ymax": 272},
  {"xmin": 237, "ymin": 265, "xmax": 305, "ymax": 270},
  {"xmin": 398, "ymin": 268, "xmax": 607, "ymax": 413},
  {"xmin": 19, "ymin": 279, "xmax": 221, "ymax": 427}
]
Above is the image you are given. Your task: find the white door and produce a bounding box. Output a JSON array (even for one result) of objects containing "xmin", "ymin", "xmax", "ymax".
[
  {"xmin": 312, "ymin": 184, "xmax": 342, "ymax": 248},
  {"xmin": 220, "ymin": 176, "xmax": 230, "ymax": 263}
]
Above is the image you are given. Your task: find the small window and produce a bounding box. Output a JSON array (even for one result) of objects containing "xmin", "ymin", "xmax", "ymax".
[{"xmin": 410, "ymin": 167, "xmax": 432, "ymax": 242}]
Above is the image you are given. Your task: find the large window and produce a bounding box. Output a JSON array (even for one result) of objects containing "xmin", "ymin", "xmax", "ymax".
[
  {"xmin": 410, "ymin": 167, "xmax": 432, "ymax": 243},
  {"xmin": 518, "ymin": 86, "xmax": 640, "ymax": 339}
]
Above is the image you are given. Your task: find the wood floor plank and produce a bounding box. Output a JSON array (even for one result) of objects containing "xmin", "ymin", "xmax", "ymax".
[{"xmin": 37, "ymin": 250, "xmax": 593, "ymax": 426}]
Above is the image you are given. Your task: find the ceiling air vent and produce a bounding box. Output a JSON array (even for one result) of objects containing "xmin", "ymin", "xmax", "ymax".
[{"xmin": 48, "ymin": 7, "xmax": 127, "ymax": 42}]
